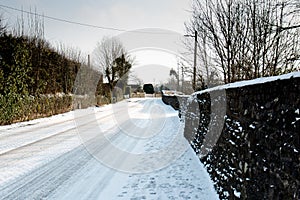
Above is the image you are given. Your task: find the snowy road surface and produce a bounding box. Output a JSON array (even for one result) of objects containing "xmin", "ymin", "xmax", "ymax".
[{"xmin": 0, "ymin": 98, "xmax": 218, "ymax": 199}]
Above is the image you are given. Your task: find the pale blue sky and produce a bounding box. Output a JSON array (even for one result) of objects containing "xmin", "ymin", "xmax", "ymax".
[
  {"xmin": 0, "ymin": 0, "xmax": 193, "ymax": 85},
  {"xmin": 0, "ymin": 0, "xmax": 191, "ymax": 54}
]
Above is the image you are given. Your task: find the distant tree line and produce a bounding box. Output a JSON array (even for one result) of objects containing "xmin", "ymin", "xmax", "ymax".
[{"xmin": 185, "ymin": 0, "xmax": 300, "ymax": 84}]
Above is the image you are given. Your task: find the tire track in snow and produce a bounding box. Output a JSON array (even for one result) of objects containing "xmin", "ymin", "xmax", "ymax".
[
  {"xmin": 0, "ymin": 120, "xmax": 123, "ymax": 198},
  {"xmin": 0, "ymin": 108, "xmax": 108, "ymax": 153},
  {"xmin": 0, "ymin": 101, "xmax": 139, "ymax": 156},
  {"xmin": 0, "ymin": 117, "xmax": 142, "ymax": 199}
]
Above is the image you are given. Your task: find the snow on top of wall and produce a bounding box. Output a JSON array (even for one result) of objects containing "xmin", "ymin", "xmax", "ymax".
[
  {"xmin": 193, "ymin": 71, "xmax": 300, "ymax": 96},
  {"xmin": 162, "ymin": 90, "xmax": 185, "ymax": 96}
]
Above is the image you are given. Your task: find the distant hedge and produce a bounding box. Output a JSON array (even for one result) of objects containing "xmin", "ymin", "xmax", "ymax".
[{"xmin": 143, "ymin": 84, "xmax": 154, "ymax": 94}]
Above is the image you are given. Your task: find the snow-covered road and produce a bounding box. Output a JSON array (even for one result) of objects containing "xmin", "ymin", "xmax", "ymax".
[{"xmin": 0, "ymin": 98, "xmax": 218, "ymax": 199}]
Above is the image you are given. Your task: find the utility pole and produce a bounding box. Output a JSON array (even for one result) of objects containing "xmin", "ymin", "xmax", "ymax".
[
  {"xmin": 184, "ymin": 30, "xmax": 198, "ymax": 91},
  {"xmin": 193, "ymin": 31, "xmax": 197, "ymax": 91},
  {"xmin": 88, "ymin": 54, "xmax": 90, "ymax": 68}
]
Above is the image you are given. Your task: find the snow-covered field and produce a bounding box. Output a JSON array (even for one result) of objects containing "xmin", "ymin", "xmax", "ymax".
[{"xmin": 0, "ymin": 98, "xmax": 217, "ymax": 199}]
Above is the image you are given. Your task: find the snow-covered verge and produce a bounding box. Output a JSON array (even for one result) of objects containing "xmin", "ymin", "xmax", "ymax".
[
  {"xmin": 0, "ymin": 98, "xmax": 218, "ymax": 199},
  {"xmin": 179, "ymin": 72, "xmax": 300, "ymax": 199}
]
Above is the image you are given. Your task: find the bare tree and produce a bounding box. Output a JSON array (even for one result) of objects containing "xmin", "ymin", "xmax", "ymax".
[
  {"xmin": 93, "ymin": 36, "xmax": 133, "ymax": 92},
  {"xmin": 0, "ymin": 14, "xmax": 7, "ymax": 35},
  {"xmin": 129, "ymin": 74, "xmax": 144, "ymax": 86},
  {"xmin": 170, "ymin": 68, "xmax": 180, "ymax": 90},
  {"xmin": 185, "ymin": 0, "xmax": 300, "ymax": 84}
]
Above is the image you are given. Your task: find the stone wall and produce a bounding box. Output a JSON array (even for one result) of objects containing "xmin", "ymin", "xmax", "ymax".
[
  {"xmin": 162, "ymin": 95, "xmax": 180, "ymax": 110},
  {"xmin": 177, "ymin": 74, "xmax": 300, "ymax": 199}
]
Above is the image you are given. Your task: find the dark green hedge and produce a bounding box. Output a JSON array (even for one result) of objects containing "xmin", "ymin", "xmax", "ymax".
[{"xmin": 0, "ymin": 94, "xmax": 72, "ymax": 125}]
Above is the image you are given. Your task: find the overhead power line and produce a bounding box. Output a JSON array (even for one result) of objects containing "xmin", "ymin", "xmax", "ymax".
[
  {"xmin": 0, "ymin": 4, "xmax": 126, "ymax": 32},
  {"xmin": 0, "ymin": 4, "xmax": 177, "ymax": 35}
]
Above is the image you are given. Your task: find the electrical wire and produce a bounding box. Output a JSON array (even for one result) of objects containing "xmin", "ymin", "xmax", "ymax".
[{"xmin": 0, "ymin": 4, "xmax": 178, "ymax": 35}]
